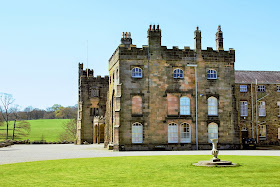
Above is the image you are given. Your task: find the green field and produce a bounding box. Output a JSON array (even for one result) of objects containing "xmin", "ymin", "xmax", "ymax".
[
  {"xmin": 0, "ymin": 155, "xmax": 279, "ymax": 186},
  {"xmin": 0, "ymin": 119, "xmax": 70, "ymax": 142}
]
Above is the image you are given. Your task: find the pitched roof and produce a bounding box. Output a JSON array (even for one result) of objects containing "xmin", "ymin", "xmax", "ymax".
[{"xmin": 235, "ymin": 71, "xmax": 280, "ymax": 84}]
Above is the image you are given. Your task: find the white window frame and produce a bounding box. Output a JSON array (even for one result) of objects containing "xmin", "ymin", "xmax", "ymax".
[
  {"xmin": 208, "ymin": 123, "xmax": 218, "ymax": 143},
  {"xmin": 240, "ymin": 101, "xmax": 248, "ymax": 117},
  {"xmin": 173, "ymin": 69, "xmax": 184, "ymax": 79},
  {"xmin": 207, "ymin": 69, "xmax": 217, "ymax": 80},
  {"xmin": 277, "ymin": 86, "xmax": 280, "ymax": 92},
  {"xmin": 180, "ymin": 123, "xmax": 191, "ymax": 143},
  {"xmin": 259, "ymin": 101, "xmax": 266, "ymax": 116},
  {"xmin": 208, "ymin": 97, "xmax": 218, "ymax": 116},
  {"xmin": 259, "ymin": 125, "xmax": 266, "ymax": 138},
  {"xmin": 131, "ymin": 67, "xmax": 142, "ymax": 78},
  {"xmin": 168, "ymin": 123, "xmax": 178, "ymax": 143},
  {"xmin": 180, "ymin": 97, "xmax": 190, "ymax": 115},
  {"xmin": 132, "ymin": 122, "xmax": 143, "ymax": 143},
  {"xmin": 240, "ymin": 85, "xmax": 247, "ymax": 92},
  {"xmin": 258, "ymin": 85, "xmax": 265, "ymax": 92}
]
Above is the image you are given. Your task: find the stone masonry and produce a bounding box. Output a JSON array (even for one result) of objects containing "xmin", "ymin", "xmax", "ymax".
[{"xmin": 77, "ymin": 25, "xmax": 280, "ymax": 150}]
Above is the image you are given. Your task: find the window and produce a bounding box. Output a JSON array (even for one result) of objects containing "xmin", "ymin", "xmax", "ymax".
[
  {"xmin": 132, "ymin": 96, "xmax": 142, "ymax": 115},
  {"xmin": 168, "ymin": 123, "xmax": 178, "ymax": 143},
  {"xmin": 90, "ymin": 108, "xmax": 99, "ymax": 116},
  {"xmin": 277, "ymin": 102, "xmax": 280, "ymax": 116},
  {"xmin": 132, "ymin": 122, "xmax": 143, "ymax": 143},
  {"xmin": 208, "ymin": 97, "xmax": 218, "ymax": 116},
  {"xmin": 258, "ymin": 85, "xmax": 265, "ymax": 92},
  {"xmin": 180, "ymin": 97, "xmax": 190, "ymax": 115},
  {"xmin": 180, "ymin": 123, "xmax": 191, "ymax": 143},
  {"xmin": 132, "ymin": 67, "xmax": 142, "ymax": 78},
  {"xmin": 91, "ymin": 89, "xmax": 99, "ymax": 97},
  {"xmin": 167, "ymin": 94, "xmax": 179, "ymax": 115},
  {"xmin": 208, "ymin": 123, "xmax": 218, "ymax": 143},
  {"xmin": 259, "ymin": 125, "xmax": 266, "ymax": 138},
  {"xmin": 173, "ymin": 69, "xmax": 184, "ymax": 79},
  {"xmin": 240, "ymin": 85, "xmax": 247, "ymax": 92},
  {"xmin": 207, "ymin": 69, "xmax": 217, "ymax": 79},
  {"xmin": 277, "ymin": 86, "xmax": 280, "ymax": 92},
  {"xmin": 240, "ymin": 101, "xmax": 248, "ymax": 117},
  {"xmin": 259, "ymin": 101, "xmax": 266, "ymax": 116}
]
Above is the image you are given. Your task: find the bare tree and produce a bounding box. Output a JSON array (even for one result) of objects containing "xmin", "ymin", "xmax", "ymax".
[
  {"xmin": 11, "ymin": 105, "xmax": 20, "ymax": 140},
  {"xmin": 0, "ymin": 93, "xmax": 15, "ymax": 140},
  {"xmin": 24, "ymin": 106, "xmax": 33, "ymax": 120}
]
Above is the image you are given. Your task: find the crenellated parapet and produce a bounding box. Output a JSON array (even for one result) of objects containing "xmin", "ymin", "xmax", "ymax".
[{"xmin": 108, "ymin": 25, "xmax": 235, "ymax": 67}]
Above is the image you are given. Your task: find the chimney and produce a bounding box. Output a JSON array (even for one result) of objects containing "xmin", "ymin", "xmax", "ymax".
[
  {"xmin": 216, "ymin": 25, "xmax": 223, "ymax": 50},
  {"xmin": 147, "ymin": 24, "xmax": 161, "ymax": 51},
  {"xmin": 194, "ymin": 26, "xmax": 201, "ymax": 51},
  {"xmin": 121, "ymin": 32, "xmax": 132, "ymax": 48}
]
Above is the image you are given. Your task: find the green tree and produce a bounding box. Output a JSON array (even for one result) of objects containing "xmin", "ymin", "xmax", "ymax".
[
  {"xmin": 59, "ymin": 119, "xmax": 77, "ymax": 142},
  {"xmin": 14, "ymin": 120, "xmax": 31, "ymax": 139}
]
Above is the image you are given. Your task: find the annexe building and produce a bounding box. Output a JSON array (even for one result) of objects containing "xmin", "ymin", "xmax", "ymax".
[{"xmin": 235, "ymin": 71, "xmax": 280, "ymax": 145}]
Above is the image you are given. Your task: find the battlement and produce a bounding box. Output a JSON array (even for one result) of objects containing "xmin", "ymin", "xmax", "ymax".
[
  {"xmin": 108, "ymin": 25, "xmax": 235, "ymax": 65},
  {"xmin": 79, "ymin": 63, "xmax": 109, "ymax": 83}
]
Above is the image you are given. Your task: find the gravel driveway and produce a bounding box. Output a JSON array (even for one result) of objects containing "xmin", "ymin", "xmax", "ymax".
[{"xmin": 1, "ymin": 144, "xmax": 280, "ymax": 165}]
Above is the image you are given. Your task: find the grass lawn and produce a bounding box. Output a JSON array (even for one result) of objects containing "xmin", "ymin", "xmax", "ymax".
[
  {"xmin": 0, "ymin": 155, "xmax": 279, "ymax": 186},
  {"xmin": 0, "ymin": 119, "xmax": 70, "ymax": 142}
]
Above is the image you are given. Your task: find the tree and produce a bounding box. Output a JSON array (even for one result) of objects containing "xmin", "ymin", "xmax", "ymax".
[
  {"xmin": 59, "ymin": 119, "xmax": 77, "ymax": 142},
  {"xmin": 10, "ymin": 105, "xmax": 20, "ymax": 140},
  {"xmin": 13, "ymin": 120, "xmax": 31, "ymax": 139},
  {"xmin": 0, "ymin": 93, "xmax": 15, "ymax": 140},
  {"xmin": 55, "ymin": 106, "xmax": 77, "ymax": 119},
  {"xmin": 24, "ymin": 106, "xmax": 33, "ymax": 120}
]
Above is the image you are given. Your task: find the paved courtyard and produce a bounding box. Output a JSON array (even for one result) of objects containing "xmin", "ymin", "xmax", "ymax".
[{"xmin": 1, "ymin": 144, "xmax": 280, "ymax": 165}]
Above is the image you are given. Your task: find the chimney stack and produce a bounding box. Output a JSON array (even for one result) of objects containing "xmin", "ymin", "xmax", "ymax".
[
  {"xmin": 147, "ymin": 24, "xmax": 161, "ymax": 51},
  {"xmin": 194, "ymin": 26, "xmax": 201, "ymax": 51},
  {"xmin": 216, "ymin": 25, "xmax": 223, "ymax": 50},
  {"xmin": 121, "ymin": 31, "xmax": 132, "ymax": 48}
]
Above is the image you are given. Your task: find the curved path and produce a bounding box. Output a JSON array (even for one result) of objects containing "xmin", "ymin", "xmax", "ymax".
[{"xmin": 1, "ymin": 144, "xmax": 280, "ymax": 165}]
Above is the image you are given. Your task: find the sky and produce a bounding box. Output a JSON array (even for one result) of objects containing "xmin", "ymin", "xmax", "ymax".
[{"xmin": 0, "ymin": 0, "xmax": 280, "ymax": 110}]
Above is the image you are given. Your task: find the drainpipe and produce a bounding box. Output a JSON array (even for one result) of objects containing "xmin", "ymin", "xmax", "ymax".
[
  {"xmin": 251, "ymin": 83, "xmax": 254, "ymax": 138},
  {"xmin": 255, "ymin": 79, "xmax": 258, "ymax": 142},
  {"xmin": 187, "ymin": 64, "xmax": 198, "ymax": 150}
]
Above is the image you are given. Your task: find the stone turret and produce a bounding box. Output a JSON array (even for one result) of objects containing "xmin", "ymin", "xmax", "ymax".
[
  {"xmin": 194, "ymin": 26, "xmax": 201, "ymax": 51},
  {"xmin": 216, "ymin": 25, "xmax": 223, "ymax": 50}
]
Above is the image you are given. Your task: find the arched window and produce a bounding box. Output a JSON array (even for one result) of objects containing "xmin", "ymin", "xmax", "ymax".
[
  {"xmin": 207, "ymin": 69, "xmax": 217, "ymax": 79},
  {"xmin": 132, "ymin": 122, "xmax": 143, "ymax": 143},
  {"xmin": 180, "ymin": 123, "xmax": 191, "ymax": 143},
  {"xmin": 132, "ymin": 67, "xmax": 142, "ymax": 78},
  {"xmin": 208, "ymin": 97, "xmax": 218, "ymax": 116},
  {"xmin": 168, "ymin": 123, "xmax": 178, "ymax": 143},
  {"xmin": 180, "ymin": 97, "xmax": 190, "ymax": 115},
  {"xmin": 173, "ymin": 69, "xmax": 184, "ymax": 79},
  {"xmin": 208, "ymin": 123, "xmax": 218, "ymax": 143},
  {"xmin": 132, "ymin": 96, "xmax": 142, "ymax": 115}
]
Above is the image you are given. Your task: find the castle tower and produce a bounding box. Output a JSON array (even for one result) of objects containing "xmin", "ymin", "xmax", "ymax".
[
  {"xmin": 194, "ymin": 26, "xmax": 201, "ymax": 51},
  {"xmin": 216, "ymin": 25, "xmax": 223, "ymax": 50}
]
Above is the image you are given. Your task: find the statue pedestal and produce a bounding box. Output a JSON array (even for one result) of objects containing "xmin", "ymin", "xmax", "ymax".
[{"xmin": 193, "ymin": 138, "xmax": 238, "ymax": 167}]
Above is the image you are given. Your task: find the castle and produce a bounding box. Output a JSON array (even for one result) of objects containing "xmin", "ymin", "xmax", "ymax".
[{"xmin": 76, "ymin": 25, "xmax": 280, "ymax": 151}]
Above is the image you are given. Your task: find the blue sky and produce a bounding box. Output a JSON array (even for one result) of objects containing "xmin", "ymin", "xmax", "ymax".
[{"xmin": 0, "ymin": 0, "xmax": 279, "ymax": 110}]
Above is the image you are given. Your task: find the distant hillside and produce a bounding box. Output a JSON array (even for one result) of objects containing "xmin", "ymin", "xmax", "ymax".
[{"xmin": 0, "ymin": 119, "xmax": 70, "ymax": 142}]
